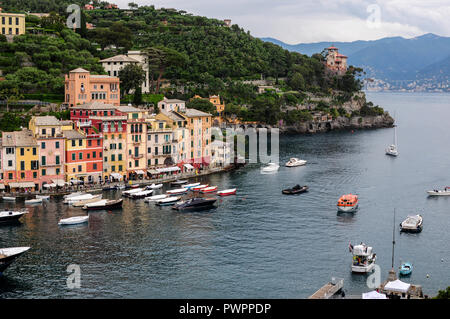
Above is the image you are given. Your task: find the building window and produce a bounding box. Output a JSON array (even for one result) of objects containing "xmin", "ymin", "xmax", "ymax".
[
  {"xmin": 42, "ymin": 169, "xmax": 46, "ymax": 176},
  {"xmin": 79, "ymin": 153, "xmax": 83, "ymax": 160},
  {"xmin": 20, "ymin": 161, "xmax": 25, "ymax": 170},
  {"xmin": 33, "ymin": 172, "xmax": 37, "ymax": 179},
  {"xmin": 8, "ymin": 173, "xmax": 13, "ymax": 179},
  {"xmin": 93, "ymin": 163, "xmax": 97, "ymax": 170},
  {"xmin": 56, "ymin": 156, "xmax": 60, "ymax": 165},
  {"xmin": 134, "ymin": 160, "xmax": 139, "ymax": 167},
  {"xmin": 33, "ymin": 148, "xmax": 37, "ymax": 155},
  {"xmin": 20, "ymin": 148, "xmax": 24, "ymax": 156},
  {"xmin": 56, "ymin": 168, "xmax": 60, "ymax": 175},
  {"xmin": 41, "ymin": 156, "xmax": 46, "ymax": 166},
  {"xmin": 56, "ymin": 141, "xmax": 60, "ymax": 149},
  {"xmin": 72, "ymin": 140, "xmax": 76, "ymax": 147},
  {"xmin": 21, "ymin": 172, "xmax": 25, "ymax": 179},
  {"xmin": 72, "ymin": 153, "xmax": 76, "ymax": 161},
  {"xmin": 78, "ymin": 165, "xmax": 82, "ymax": 172},
  {"xmin": 8, "ymin": 160, "xmax": 12, "ymax": 167}
]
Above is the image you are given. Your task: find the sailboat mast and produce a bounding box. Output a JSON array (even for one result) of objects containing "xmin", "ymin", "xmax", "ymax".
[{"xmin": 392, "ymin": 209, "xmax": 396, "ymax": 269}]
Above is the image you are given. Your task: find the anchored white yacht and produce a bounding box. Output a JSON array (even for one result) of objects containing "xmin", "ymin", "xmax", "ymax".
[
  {"xmin": 285, "ymin": 158, "xmax": 307, "ymax": 167},
  {"xmin": 349, "ymin": 242, "xmax": 376, "ymax": 273}
]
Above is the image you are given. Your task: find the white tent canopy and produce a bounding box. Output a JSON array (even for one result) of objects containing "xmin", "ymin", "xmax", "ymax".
[
  {"xmin": 156, "ymin": 166, "xmax": 181, "ymax": 173},
  {"xmin": 52, "ymin": 179, "xmax": 65, "ymax": 187},
  {"xmin": 135, "ymin": 170, "xmax": 145, "ymax": 175},
  {"xmin": 384, "ymin": 279, "xmax": 411, "ymax": 293},
  {"xmin": 183, "ymin": 164, "xmax": 194, "ymax": 170},
  {"xmin": 110, "ymin": 173, "xmax": 123, "ymax": 180},
  {"xmin": 362, "ymin": 291, "xmax": 387, "ymax": 299},
  {"xmin": 43, "ymin": 183, "xmax": 57, "ymax": 188}
]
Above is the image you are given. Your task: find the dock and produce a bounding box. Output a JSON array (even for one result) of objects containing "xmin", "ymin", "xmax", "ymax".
[{"xmin": 309, "ymin": 277, "xmax": 344, "ymax": 299}]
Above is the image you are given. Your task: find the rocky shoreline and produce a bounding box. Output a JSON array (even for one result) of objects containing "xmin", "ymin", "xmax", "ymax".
[{"xmin": 280, "ymin": 113, "xmax": 395, "ymax": 134}]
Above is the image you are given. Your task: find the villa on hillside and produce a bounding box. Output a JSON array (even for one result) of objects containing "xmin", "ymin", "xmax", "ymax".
[{"xmin": 324, "ymin": 45, "xmax": 348, "ymax": 75}]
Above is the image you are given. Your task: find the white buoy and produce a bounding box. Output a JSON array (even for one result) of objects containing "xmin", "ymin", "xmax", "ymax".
[{"xmin": 426, "ymin": 274, "xmax": 430, "ymax": 278}]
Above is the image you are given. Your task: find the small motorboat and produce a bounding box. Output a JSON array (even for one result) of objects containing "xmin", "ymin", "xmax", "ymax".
[
  {"xmin": 58, "ymin": 216, "xmax": 89, "ymax": 226},
  {"xmin": 260, "ymin": 162, "xmax": 280, "ymax": 174},
  {"xmin": 36, "ymin": 195, "xmax": 50, "ymax": 200},
  {"xmin": 349, "ymin": 242, "xmax": 376, "ymax": 273},
  {"xmin": 64, "ymin": 194, "xmax": 101, "ymax": 205},
  {"xmin": 147, "ymin": 183, "xmax": 163, "ymax": 190},
  {"xmin": 131, "ymin": 189, "xmax": 153, "ymax": 199},
  {"xmin": 172, "ymin": 198, "xmax": 217, "ymax": 211},
  {"xmin": 25, "ymin": 198, "xmax": 43, "ymax": 205},
  {"xmin": 399, "ymin": 262, "xmax": 413, "ymax": 276},
  {"xmin": 217, "ymin": 188, "xmax": 237, "ymax": 196},
  {"xmin": 83, "ymin": 199, "xmax": 123, "ymax": 211},
  {"xmin": 63, "ymin": 191, "xmax": 85, "ymax": 199},
  {"xmin": 337, "ymin": 194, "xmax": 359, "ymax": 213},
  {"xmin": 2, "ymin": 197, "xmax": 16, "ymax": 202},
  {"xmin": 130, "ymin": 184, "xmax": 140, "ymax": 189},
  {"xmin": 191, "ymin": 184, "xmax": 209, "ymax": 192},
  {"xmin": 171, "ymin": 180, "xmax": 188, "ymax": 187},
  {"xmin": 166, "ymin": 188, "xmax": 188, "ymax": 196},
  {"xmin": 0, "ymin": 247, "xmax": 30, "ymax": 274},
  {"xmin": 122, "ymin": 188, "xmax": 144, "ymax": 197},
  {"xmin": 144, "ymin": 195, "xmax": 168, "ymax": 202},
  {"xmin": 72, "ymin": 197, "xmax": 103, "ymax": 208},
  {"xmin": 400, "ymin": 214, "xmax": 423, "ymax": 233},
  {"xmin": 285, "ymin": 158, "xmax": 307, "ymax": 167},
  {"xmin": 200, "ymin": 186, "xmax": 218, "ymax": 193},
  {"xmin": 427, "ymin": 187, "xmax": 450, "ymax": 196},
  {"xmin": 156, "ymin": 196, "xmax": 181, "ymax": 206},
  {"xmin": 282, "ymin": 185, "xmax": 309, "ymax": 195},
  {"xmin": 0, "ymin": 210, "xmax": 27, "ymax": 224},
  {"xmin": 184, "ymin": 182, "xmax": 201, "ymax": 189}
]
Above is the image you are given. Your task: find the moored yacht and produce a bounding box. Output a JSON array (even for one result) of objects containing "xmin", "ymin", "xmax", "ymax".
[
  {"xmin": 0, "ymin": 247, "xmax": 31, "ymax": 274},
  {"xmin": 349, "ymin": 242, "xmax": 376, "ymax": 273},
  {"xmin": 260, "ymin": 162, "xmax": 280, "ymax": 174},
  {"xmin": 285, "ymin": 158, "xmax": 307, "ymax": 167},
  {"xmin": 172, "ymin": 198, "xmax": 217, "ymax": 211},
  {"xmin": 0, "ymin": 210, "xmax": 27, "ymax": 224},
  {"xmin": 386, "ymin": 125, "xmax": 398, "ymax": 156}
]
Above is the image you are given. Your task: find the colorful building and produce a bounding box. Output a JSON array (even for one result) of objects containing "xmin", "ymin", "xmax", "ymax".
[
  {"xmin": 1, "ymin": 129, "xmax": 39, "ymax": 191},
  {"xmin": 183, "ymin": 108, "xmax": 212, "ymax": 167},
  {"xmin": 28, "ymin": 116, "xmax": 66, "ymax": 188},
  {"xmin": 146, "ymin": 118, "xmax": 175, "ymax": 168},
  {"xmin": 63, "ymin": 129, "xmax": 88, "ymax": 184},
  {"xmin": 65, "ymin": 68, "xmax": 120, "ymax": 107},
  {"xmin": 0, "ymin": 11, "xmax": 26, "ymax": 36},
  {"xmin": 325, "ymin": 45, "xmax": 348, "ymax": 74},
  {"xmin": 117, "ymin": 105, "xmax": 148, "ymax": 180}
]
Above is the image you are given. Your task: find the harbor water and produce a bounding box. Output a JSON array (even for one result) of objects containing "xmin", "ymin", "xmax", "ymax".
[{"xmin": 1, "ymin": 92, "xmax": 450, "ymax": 298}]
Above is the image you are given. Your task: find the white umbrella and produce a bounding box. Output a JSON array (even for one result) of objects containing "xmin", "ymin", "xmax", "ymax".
[{"xmin": 362, "ymin": 291, "xmax": 387, "ymax": 299}]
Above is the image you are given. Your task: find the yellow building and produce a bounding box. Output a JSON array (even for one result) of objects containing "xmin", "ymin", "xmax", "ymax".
[
  {"xmin": 0, "ymin": 12, "xmax": 26, "ymax": 36},
  {"xmin": 117, "ymin": 105, "xmax": 148, "ymax": 180}
]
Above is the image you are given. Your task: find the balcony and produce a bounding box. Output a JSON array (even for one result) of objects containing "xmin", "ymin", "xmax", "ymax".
[
  {"xmin": 77, "ymin": 120, "xmax": 92, "ymax": 128},
  {"xmin": 131, "ymin": 154, "xmax": 143, "ymax": 159}
]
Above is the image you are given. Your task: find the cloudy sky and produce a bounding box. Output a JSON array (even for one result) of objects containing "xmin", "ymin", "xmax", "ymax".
[{"xmin": 115, "ymin": 0, "xmax": 450, "ymax": 44}]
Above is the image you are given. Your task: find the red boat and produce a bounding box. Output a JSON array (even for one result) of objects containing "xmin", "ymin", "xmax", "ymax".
[
  {"xmin": 217, "ymin": 188, "xmax": 237, "ymax": 196},
  {"xmin": 191, "ymin": 184, "xmax": 209, "ymax": 192},
  {"xmin": 200, "ymin": 186, "xmax": 218, "ymax": 193}
]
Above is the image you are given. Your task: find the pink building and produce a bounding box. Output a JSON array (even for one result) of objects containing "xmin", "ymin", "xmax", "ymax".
[
  {"xmin": 65, "ymin": 68, "xmax": 120, "ymax": 107},
  {"xmin": 28, "ymin": 116, "xmax": 66, "ymax": 188}
]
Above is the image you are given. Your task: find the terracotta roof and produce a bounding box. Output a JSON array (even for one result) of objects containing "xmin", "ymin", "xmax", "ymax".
[
  {"xmin": 70, "ymin": 68, "xmax": 90, "ymax": 73},
  {"xmin": 63, "ymin": 130, "xmax": 86, "ymax": 140},
  {"xmin": 1, "ymin": 129, "xmax": 37, "ymax": 147},
  {"xmin": 33, "ymin": 116, "xmax": 61, "ymax": 126}
]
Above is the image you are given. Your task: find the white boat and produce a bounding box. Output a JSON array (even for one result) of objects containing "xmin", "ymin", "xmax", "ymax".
[
  {"xmin": 72, "ymin": 197, "xmax": 104, "ymax": 207},
  {"xmin": 115, "ymin": 184, "xmax": 126, "ymax": 190},
  {"xmin": 63, "ymin": 194, "xmax": 101, "ymax": 205},
  {"xmin": 386, "ymin": 126, "xmax": 398, "ymax": 156},
  {"xmin": 131, "ymin": 189, "xmax": 153, "ymax": 199},
  {"xmin": 36, "ymin": 195, "xmax": 50, "ymax": 200},
  {"xmin": 427, "ymin": 187, "xmax": 450, "ymax": 196},
  {"xmin": 0, "ymin": 247, "xmax": 30, "ymax": 273},
  {"xmin": 25, "ymin": 198, "xmax": 43, "ymax": 205},
  {"xmin": 285, "ymin": 158, "xmax": 307, "ymax": 167},
  {"xmin": 190, "ymin": 184, "xmax": 209, "ymax": 191},
  {"xmin": 260, "ymin": 162, "xmax": 280, "ymax": 174},
  {"xmin": 349, "ymin": 242, "xmax": 376, "ymax": 273},
  {"xmin": 63, "ymin": 191, "xmax": 85, "ymax": 199},
  {"xmin": 144, "ymin": 195, "xmax": 168, "ymax": 202},
  {"xmin": 166, "ymin": 188, "xmax": 188, "ymax": 196},
  {"xmin": 0, "ymin": 210, "xmax": 27, "ymax": 223},
  {"xmin": 122, "ymin": 188, "xmax": 144, "ymax": 197},
  {"xmin": 400, "ymin": 214, "xmax": 423, "ymax": 233},
  {"xmin": 148, "ymin": 183, "xmax": 163, "ymax": 189},
  {"xmin": 58, "ymin": 216, "xmax": 89, "ymax": 226},
  {"xmin": 217, "ymin": 188, "xmax": 237, "ymax": 196},
  {"xmin": 184, "ymin": 182, "xmax": 201, "ymax": 189},
  {"xmin": 2, "ymin": 197, "xmax": 16, "ymax": 202},
  {"xmin": 156, "ymin": 196, "xmax": 181, "ymax": 206}
]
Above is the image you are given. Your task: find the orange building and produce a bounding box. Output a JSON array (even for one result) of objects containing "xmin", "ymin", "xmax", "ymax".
[
  {"xmin": 325, "ymin": 46, "xmax": 348, "ymax": 75},
  {"xmin": 64, "ymin": 68, "xmax": 120, "ymax": 107}
]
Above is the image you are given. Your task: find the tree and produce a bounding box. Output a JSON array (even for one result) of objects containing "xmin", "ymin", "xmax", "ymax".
[
  {"xmin": 288, "ymin": 72, "xmax": 306, "ymax": 91},
  {"xmin": 186, "ymin": 98, "xmax": 216, "ymax": 115},
  {"xmin": 118, "ymin": 63, "xmax": 145, "ymax": 97},
  {"xmin": 0, "ymin": 87, "xmax": 23, "ymax": 112},
  {"xmin": 128, "ymin": 2, "xmax": 139, "ymax": 9},
  {"xmin": 133, "ymin": 86, "xmax": 143, "ymax": 105},
  {"xmin": 435, "ymin": 287, "xmax": 450, "ymax": 299},
  {"xmin": 144, "ymin": 46, "xmax": 187, "ymax": 93},
  {"xmin": 40, "ymin": 11, "xmax": 65, "ymax": 32}
]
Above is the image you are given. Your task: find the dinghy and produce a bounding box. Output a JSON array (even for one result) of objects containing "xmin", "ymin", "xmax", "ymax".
[
  {"xmin": 147, "ymin": 183, "xmax": 163, "ymax": 189},
  {"xmin": 427, "ymin": 187, "xmax": 450, "ymax": 196},
  {"xmin": 156, "ymin": 196, "xmax": 181, "ymax": 206},
  {"xmin": 400, "ymin": 214, "xmax": 423, "ymax": 233},
  {"xmin": 63, "ymin": 191, "xmax": 85, "ymax": 199},
  {"xmin": 191, "ymin": 184, "xmax": 209, "ymax": 192},
  {"xmin": 36, "ymin": 195, "xmax": 50, "ymax": 200},
  {"xmin": 130, "ymin": 189, "xmax": 153, "ymax": 199},
  {"xmin": 122, "ymin": 188, "xmax": 144, "ymax": 197},
  {"xmin": 0, "ymin": 247, "xmax": 30, "ymax": 274},
  {"xmin": 217, "ymin": 188, "xmax": 237, "ymax": 196},
  {"xmin": 200, "ymin": 186, "xmax": 218, "ymax": 193},
  {"xmin": 171, "ymin": 180, "xmax": 188, "ymax": 187},
  {"xmin": 282, "ymin": 185, "xmax": 308, "ymax": 195},
  {"xmin": 399, "ymin": 262, "xmax": 413, "ymax": 276},
  {"xmin": 25, "ymin": 198, "xmax": 43, "ymax": 205},
  {"xmin": 72, "ymin": 197, "xmax": 103, "ymax": 207},
  {"xmin": 0, "ymin": 210, "xmax": 27, "ymax": 224},
  {"xmin": 64, "ymin": 194, "xmax": 101, "ymax": 205},
  {"xmin": 166, "ymin": 188, "xmax": 188, "ymax": 196},
  {"xmin": 184, "ymin": 182, "xmax": 201, "ymax": 189},
  {"xmin": 144, "ymin": 195, "xmax": 168, "ymax": 202},
  {"xmin": 82, "ymin": 199, "xmax": 123, "ymax": 210},
  {"xmin": 58, "ymin": 216, "xmax": 89, "ymax": 226},
  {"xmin": 2, "ymin": 197, "xmax": 16, "ymax": 202}
]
